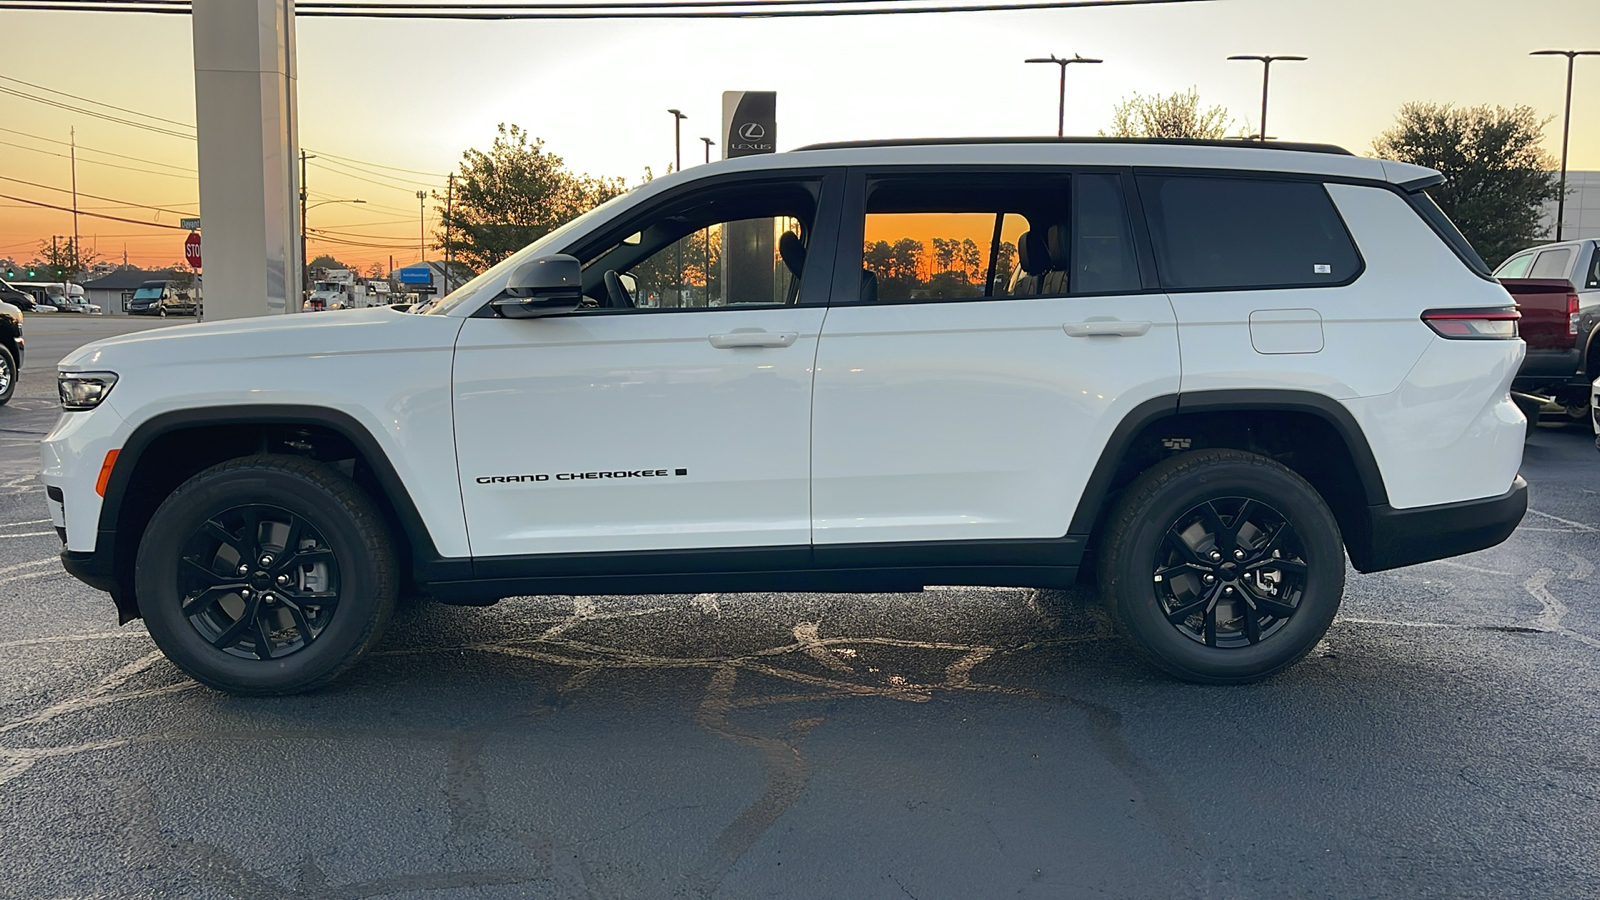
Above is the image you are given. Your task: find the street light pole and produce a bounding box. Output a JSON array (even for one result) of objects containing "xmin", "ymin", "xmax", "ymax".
[
  {"xmin": 1531, "ymin": 50, "xmax": 1600, "ymax": 241},
  {"xmin": 701, "ymin": 136, "xmax": 714, "ymax": 164},
  {"xmin": 668, "ymin": 108, "xmax": 687, "ymax": 172},
  {"xmin": 1228, "ymin": 55, "xmax": 1307, "ymax": 141},
  {"xmin": 416, "ymin": 190, "xmax": 427, "ymax": 263},
  {"xmin": 301, "ymin": 197, "xmax": 364, "ymax": 305},
  {"xmin": 1025, "ymin": 53, "xmax": 1102, "ymax": 137}
]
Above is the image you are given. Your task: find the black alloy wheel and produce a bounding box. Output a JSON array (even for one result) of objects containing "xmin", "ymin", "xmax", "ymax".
[
  {"xmin": 1098, "ymin": 449, "xmax": 1344, "ymax": 684},
  {"xmin": 1153, "ymin": 498, "xmax": 1307, "ymax": 648},
  {"xmin": 176, "ymin": 504, "xmax": 340, "ymax": 660},
  {"xmin": 136, "ymin": 454, "xmax": 397, "ymax": 695}
]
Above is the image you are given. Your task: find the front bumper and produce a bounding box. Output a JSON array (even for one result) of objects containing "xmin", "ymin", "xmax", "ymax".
[{"xmin": 1346, "ymin": 477, "xmax": 1528, "ymax": 573}]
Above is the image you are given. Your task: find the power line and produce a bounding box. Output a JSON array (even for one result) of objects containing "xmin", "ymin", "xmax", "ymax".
[
  {"xmin": 0, "ymin": 85, "xmax": 196, "ymax": 139},
  {"xmin": 310, "ymin": 155, "xmax": 439, "ymax": 189},
  {"xmin": 0, "ymin": 0, "xmax": 1216, "ymax": 20},
  {"xmin": 0, "ymin": 139, "xmax": 198, "ymax": 179},
  {"xmin": 0, "ymin": 174, "xmax": 198, "ymax": 216},
  {"xmin": 307, "ymin": 149, "xmax": 446, "ymax": 178},
  {"xmin": 0, "ymin": 73, "xmax": 195, "ymax": 130},
  {"xmin": 309, "ymin": 159, "xmax": 438, "ymax": 194},
  {"xmin": 0, "ymin": 192, "xmax": 188, "ymax": 229},
  {"xmin": 0, "ymin": 126, "xmax": 196, "ymax": 172}
]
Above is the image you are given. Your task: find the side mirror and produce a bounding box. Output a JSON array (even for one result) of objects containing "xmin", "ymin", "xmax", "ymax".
[{"xmin": 492, "ymin": 254, "xmax": 583, "ymax": 319}]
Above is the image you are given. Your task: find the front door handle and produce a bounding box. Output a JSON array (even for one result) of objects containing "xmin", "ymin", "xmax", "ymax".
[
  {"xmin": 709, "ymin": 331, "xmax": 798, "ymax": 349},
  {"xmin": 1063, "ymin": 320, "xmax": 1152, "ymax": 338}
]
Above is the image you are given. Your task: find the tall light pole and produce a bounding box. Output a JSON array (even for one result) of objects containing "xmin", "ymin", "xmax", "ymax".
[
  {"xmin": 700, "ymin": 136, "xmax": 715, "ymax": 164},
  {"xmin": 1228, "ymin": 54, "xmax": 1306, "ymax": 141},
  {"xmin": 416, "ymin": 190, "xmax": 427, "ymax": 263},
  {"xmin": 1531, "ymin": 50, "xmax": 1600, "ymax": 241},
  {"xmin": 1024, "ymin": 53, "xmax": 1102, "ymax": 137},
  {"xmin": 668, "ymin": 108, "xmax": 687, "ymax": 172}
]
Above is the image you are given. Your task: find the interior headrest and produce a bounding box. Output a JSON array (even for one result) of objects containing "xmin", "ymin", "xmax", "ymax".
[
  {"xmin": 1017, "ymin": 230, "xmax": 1048, "ymax": 275},
  {"xmin": 778, "ymin": 231, "xmax": 807, "ymax": 276},
  {"xmin": 1045, "ymin": 224, "xmax": 1071, "ymax": 269}
]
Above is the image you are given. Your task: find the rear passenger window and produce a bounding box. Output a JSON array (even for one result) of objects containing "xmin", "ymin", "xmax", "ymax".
[
  {"xmin": 1529, "ymin": 248, "xmax": 1573, "ymax": 280},
  {"xmin": 859, "ymin": 172, "xmax": 1141, "ymax": 302},
  {"xmin": 1137, "ymin": 175, "xmax": 1361, "ymax": 290},
  {"xmin": 1494, "ymin": 252, "xmax": 1535, "ymax": 278}
]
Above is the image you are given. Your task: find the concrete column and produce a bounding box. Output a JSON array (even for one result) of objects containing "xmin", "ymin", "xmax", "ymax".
[{"xmin": 192, "ymin": 0, "xmax": 300, "ymax": 320}]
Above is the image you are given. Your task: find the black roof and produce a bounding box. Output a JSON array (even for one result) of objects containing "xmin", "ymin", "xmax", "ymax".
[
  {"xmin": 793, "ymin": 136, "xmax": 1354, "ymax": 156},
  {"xmin": 80, "ymin": 268, "xmax": 179, "ymax": 290}
]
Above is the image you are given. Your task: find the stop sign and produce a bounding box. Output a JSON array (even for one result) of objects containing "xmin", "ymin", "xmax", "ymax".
[{"xmin": 184, "ymin": 231, "xmax": 202, "ymax": 269}]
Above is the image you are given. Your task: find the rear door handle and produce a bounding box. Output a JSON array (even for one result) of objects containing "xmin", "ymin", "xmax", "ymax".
[
  {"xmin": 1063, "ymin": 320, "xmax": 1152, "ymax": 338},
  {"xmin": 709, "ymin": 331, "xmax": 798, "ymax": 349}
]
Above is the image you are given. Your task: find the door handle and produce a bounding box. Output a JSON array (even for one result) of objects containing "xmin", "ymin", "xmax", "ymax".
[
  {"xmin": 1063, "ymin": 320, "xmax": 1152, "ymax": 338},
  {"xmin": 708, "ymin": 331, "xmax": 798, "ymax": 349}
]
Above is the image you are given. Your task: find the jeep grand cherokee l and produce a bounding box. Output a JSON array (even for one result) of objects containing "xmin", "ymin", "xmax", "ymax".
[{"xmin": 43, "ymin": 138, "xmax": 1528, "ymax": 694}]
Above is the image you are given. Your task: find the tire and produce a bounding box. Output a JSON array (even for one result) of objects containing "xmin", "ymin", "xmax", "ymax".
[
  {"xmin": 0, "ymin": 344, "xmax": 15, "ymax": 406},
  {"xmin": 157, "ymin": 306, "xmax": 167, "ymax": 318},
  {"xmin": 1513, "ymin": 395, "xmax": 1542, "ymax": 437},
  {"xmin": 135, "ymin": 454, "xmax": 398, "ymax": 695},
  {"xmin": 1098, "ymin": 449, "xmax": 1345, "ymax": 684}
]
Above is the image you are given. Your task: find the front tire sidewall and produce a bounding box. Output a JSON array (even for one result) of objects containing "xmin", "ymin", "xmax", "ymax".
[
  {"xmin": 0, "ymin": 344, "xmax": 14, "ymax": 405},
  {"xmin": 1103, "ymin": 456, "xmax": 1344, "ymax": 684},
  {"xmin": 136, "ymin": 462, "xmax": 393, "ymax": 694}
]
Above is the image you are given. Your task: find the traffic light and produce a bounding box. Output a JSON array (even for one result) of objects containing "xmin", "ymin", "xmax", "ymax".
[
  {"xmin": 3, "ymin": 267, "xmax": 12, "ymax": 279},
  {"xmin": 26, "ymin": 268, "xmax": 35, "ymax": 278}
]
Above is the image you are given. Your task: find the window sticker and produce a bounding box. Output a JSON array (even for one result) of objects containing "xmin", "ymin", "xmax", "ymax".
[{"xmin": 1314, "ymin": 264, "xmax": 1332, "ymax": 274}]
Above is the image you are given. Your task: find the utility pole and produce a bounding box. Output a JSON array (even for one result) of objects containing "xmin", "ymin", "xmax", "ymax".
[
  {"xmin": 1228, "ymin": 54, "xmax": 1307, "ymax": 141},
  {"xmin": 1531, "ymin": 49, "xmax": 1600, "ymax": 241},
  {"xmin": 668, "ymin": 109, "xmax": 687, "ymax": 172},
  {"xmin": 70, "ymin": 127, "xmax": 79, "ymax": 278},
  {"xmin": 701, "ymin": 136, "xmax": 714, "ymax": 164},
  {"xmin": 445, "ymin": 174, "xmax": 454, "ymax": 294},
  {"xmin": 416, "ymin": 190, "xmax": 427, "ymax": 264},
  {"xmin": 300, "ymin": 150, "xmax": 313, "ymax": 305},
  {"xmin": 1024, "ymin": 54, "xmax": 1103, "ymax": 137}
]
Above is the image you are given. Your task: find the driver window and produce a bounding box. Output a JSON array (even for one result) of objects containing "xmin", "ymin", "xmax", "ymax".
[{"xmin": 582, "ymin": 180, "xmax": 819, "ymax": 312}]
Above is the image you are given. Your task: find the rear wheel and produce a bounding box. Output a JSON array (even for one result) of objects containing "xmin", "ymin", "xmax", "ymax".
[
  {"xmin": 135, "ymin": 455, "xmax": 398, "ymax": 695},
  {"xmin": 1098, "ymin": 449, "xmax": 1344, "ymax": 684}
]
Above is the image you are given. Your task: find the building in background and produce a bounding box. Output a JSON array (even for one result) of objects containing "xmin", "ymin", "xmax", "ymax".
[{"xmin": 1541, "ymin": 171, "xmax": 1600, "ymax": 242}]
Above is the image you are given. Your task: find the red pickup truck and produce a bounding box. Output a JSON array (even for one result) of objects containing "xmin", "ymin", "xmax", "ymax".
[{"xmin": 1498, "ymin": 239, "xmax": 1600, "ymax": 434}]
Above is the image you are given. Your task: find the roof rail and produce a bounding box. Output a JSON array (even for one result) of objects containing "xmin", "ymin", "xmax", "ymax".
[{"xmin": 792, "ymin": 136, "xmax": 1355, "ymax": 156}]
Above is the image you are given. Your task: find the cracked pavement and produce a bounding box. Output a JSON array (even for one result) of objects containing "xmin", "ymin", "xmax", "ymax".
[{"xmin": 2, "ymin": 317, "xmax": 1597, "ymax": 899}]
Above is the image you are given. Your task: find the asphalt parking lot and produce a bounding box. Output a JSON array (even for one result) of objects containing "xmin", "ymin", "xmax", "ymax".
[{"xmin": 2, "ymin": 315, "xmax": 1597, "ymax": 899}]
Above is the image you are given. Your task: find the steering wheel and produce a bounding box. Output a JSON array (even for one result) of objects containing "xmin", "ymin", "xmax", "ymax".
[{"xmin": 603, "ymin": 270, "xmax": 634, "ymax": 309}]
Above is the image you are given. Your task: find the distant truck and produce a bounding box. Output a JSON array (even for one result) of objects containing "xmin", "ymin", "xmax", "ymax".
[
  {"xmin": 1496, "ymin": 239, "xmax": 1600, "ymax": 432},
  {"xmin": 307, "ymin": 270, "xmax": 394, "ymax": 311}
]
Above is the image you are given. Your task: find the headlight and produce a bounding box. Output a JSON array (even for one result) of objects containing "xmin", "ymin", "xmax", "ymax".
[{"xmin": 58, "ymin": 372, "xmax": 118, "ymax": 411}]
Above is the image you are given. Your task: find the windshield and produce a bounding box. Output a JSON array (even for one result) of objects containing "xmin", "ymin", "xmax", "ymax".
[
  {"xmin": 313, "ymin": 282, "xmax": 340, "ymax": 292},
  {"xmin": 414, "ymin": 187, "xmax": 640, "ymax": 315},
  {"xmin": 132, "ymin": 286, "xmax": 163, "ymax": 300}
]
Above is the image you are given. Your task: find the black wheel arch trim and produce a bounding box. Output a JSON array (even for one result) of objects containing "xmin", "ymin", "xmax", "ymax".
[
  {"xmin": 1066, "ymin": 389, "xmax": 1390, "ymax": 539},
  {"xmin": 92, "ymin": 405, "xmax": 468, "ymax": 599}
]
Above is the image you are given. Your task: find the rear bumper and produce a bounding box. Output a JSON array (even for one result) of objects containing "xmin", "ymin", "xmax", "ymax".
[
  {"xmin": 1347, "ymin": 477, "xmax": 1528, "ymax": 573},
  {"xmin": 1513, "ymin": 348, "xmax": 1582, "ymax": 391}
]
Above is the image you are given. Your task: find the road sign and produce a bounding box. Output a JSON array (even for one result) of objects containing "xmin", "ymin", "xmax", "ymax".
[
  {"xmin": 184, "ymin": 231, "xmax": 202, "ymax": 269},
  {"xmin": 180, "ymin": 217, "xmax": 201, "ymax": 230},
  {"xmin": 398, "ymin": 265, "xmax": 433, "ymax": 285}
]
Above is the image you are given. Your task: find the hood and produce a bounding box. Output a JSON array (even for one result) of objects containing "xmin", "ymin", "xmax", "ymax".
[{"xmin": 59, "ymin": 306, "xmax": 463, "ymax": 371}]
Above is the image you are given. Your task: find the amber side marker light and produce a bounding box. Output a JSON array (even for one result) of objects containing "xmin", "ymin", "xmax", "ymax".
[{"xmin": 95, "ymin": 449, "xmax": 119, "ymax": 497}]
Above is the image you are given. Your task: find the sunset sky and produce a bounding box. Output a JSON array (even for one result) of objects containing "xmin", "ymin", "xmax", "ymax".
[{"xmin": 2, "ymin": 0, "xmax": 1596, "ymax": 272}]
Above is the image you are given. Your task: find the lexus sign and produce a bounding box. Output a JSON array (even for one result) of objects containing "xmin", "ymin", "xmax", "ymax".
[{"xmin": 722, "ymin": 91, "xmax": 776, "ymax": 158}]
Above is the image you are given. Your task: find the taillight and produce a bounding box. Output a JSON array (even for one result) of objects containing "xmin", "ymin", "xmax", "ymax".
[
  {"xmin": 1421, "ymin": 307, "xmax": 1520, "ymax": 340},
  {"xmin": 1569, "ymin": 293, "xmax": 1580, "ymax": 337}
]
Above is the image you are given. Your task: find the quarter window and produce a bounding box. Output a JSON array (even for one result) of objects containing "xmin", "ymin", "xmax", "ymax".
[
  {"xmin": 1137, "ymin": 175, "xmax": 1361, "ymax": 290},
  {"xmin": 1529, "ymin": 247, "xmax": 1573, "ymax": 280},
  {"xmin": 1493, "ymin": 252, "xmax": 1535, "ymax": 278}
]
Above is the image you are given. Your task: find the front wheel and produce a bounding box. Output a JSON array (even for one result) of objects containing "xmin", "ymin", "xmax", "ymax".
[
  {"xmin": 135, "ymin": 455, "xmax": 398, "ymax": 695},
  {"xmin": 0, "ymin": 344, "xmax": 15, "ymax": 405},
  {"xmin": 1098, "ymin": 449, "xmax": 1345, "ymax": 684}
]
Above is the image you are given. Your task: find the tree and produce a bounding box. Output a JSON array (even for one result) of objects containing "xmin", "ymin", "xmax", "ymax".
[
  {"xmin": 438, "ymin": 124, "xmax": 627, "ymax": 271},
  {"xmin": 1373, "ymin": 102, "xmax": 1560, "ymax": 266},
  {"xmin": 307, "ymin": 254, "xmax": 353, "ymax": 271},
  {"xmin": 1105, "ymin": 88, "xmax": 1233, "ymax": 140},
  {"xmin": 36, "ymin": 237, "xmax": 98, "ymax": 282}
]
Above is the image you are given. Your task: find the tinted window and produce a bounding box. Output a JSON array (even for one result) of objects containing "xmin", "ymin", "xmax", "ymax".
[
  {"xmin": 1529, "ymin": 247, "xmax": 1573, "ymax": 280},
  {"xmin": 1137, "ymin": 175, "xmax": 1361, "ymax": 290},
  {"xmin": 1586, "ymin": 248, "xmax": 1600, "ymax": 290},
  {"xmin": 1074, "ymin": 173, "xmax": 1140, "ymax": 294},
  {"xmin": 1494, "ymin": 252, "xmax": 1535, "ymax": 278}
]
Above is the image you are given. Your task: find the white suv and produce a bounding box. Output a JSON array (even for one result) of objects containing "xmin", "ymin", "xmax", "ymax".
[{"xmin": 43, "ymin": 138, "xmax": 1529, "ymax": 694}]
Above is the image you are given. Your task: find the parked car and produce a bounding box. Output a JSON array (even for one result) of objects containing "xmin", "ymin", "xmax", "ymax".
[
  {"xmin": 1496, "ymin": 239, "xmax": 1600, "ymax": 431},
  {"xmin": 126, "ymin": 279, "xmax": 201, "ymax": 317},
  {"xmin": 45, "ymin": 137, "xmax": 1528, "ymax": 695},
  {"xmin": 0, "ymin": 297, "xmax": 21, "ymax": 405}
]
